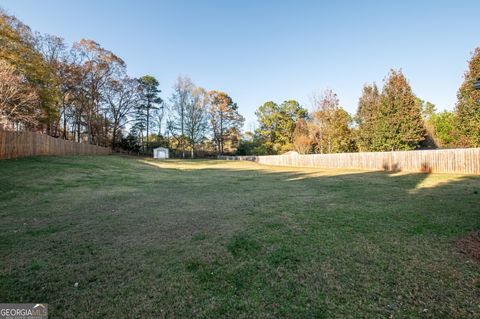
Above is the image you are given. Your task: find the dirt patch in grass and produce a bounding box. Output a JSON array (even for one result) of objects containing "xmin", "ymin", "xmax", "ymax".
[{"xmin": 456, "ymin": 230, "xmax": 480, "ymax": 263}]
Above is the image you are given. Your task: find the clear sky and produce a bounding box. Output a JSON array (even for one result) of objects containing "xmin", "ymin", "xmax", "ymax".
[{"xmin": 1, "ymin": 0, "xmax": 479, "ymax": 129}]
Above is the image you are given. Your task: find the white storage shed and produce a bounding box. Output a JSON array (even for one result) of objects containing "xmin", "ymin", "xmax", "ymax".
[{"xmin": 153, "ymin": 147, "xmax": 169, "ymax": 159}]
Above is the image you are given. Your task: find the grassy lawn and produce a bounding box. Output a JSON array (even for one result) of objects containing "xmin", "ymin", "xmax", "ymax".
[{"xmin": 0, "ymin": 155, "xmax": 479, "ymax": 318}]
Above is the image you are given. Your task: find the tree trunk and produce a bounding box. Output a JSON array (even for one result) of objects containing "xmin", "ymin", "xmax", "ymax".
[
  {"xmin": 181, "ymin": 104, "xmax": 185, "ymax": 158},
  {"xmin": 112, "ymin": 124, "xmax": 117, "ymax": 150},
  {"xmin": 87, "ymin": 113, "xmax": 92, "ymax": 144},
  {"xmin": 220, "ymin": 114, "xmax": 224, "ymax": 155},
  {"xmin": 77, "ymin": 120, "xmax": 81, "ymax": 142},
  {"xmin": 62, "ymin": 108, "xmax": 67, "ymax": 140},
  {"xmin": 146, "ymin": 104, "xmax": 150, "ymax": 152}
]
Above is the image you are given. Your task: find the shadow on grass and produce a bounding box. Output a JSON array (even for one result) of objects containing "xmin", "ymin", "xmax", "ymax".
[
  {"xmin": 139, "ymin": 158, "xmax": 480, "ymax": 317},
  {"xmin": 0, "ymin": 156, "xmax": 479, "ymax": 318},
  {"xmin": 142, "ymin": 157, "xmax": 480, "ymax": 246}
]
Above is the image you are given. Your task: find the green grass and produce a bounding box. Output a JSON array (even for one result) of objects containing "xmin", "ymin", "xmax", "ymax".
[{"xmin": 0, "ymin": 155, "xmax": 479, "ymax": 318}]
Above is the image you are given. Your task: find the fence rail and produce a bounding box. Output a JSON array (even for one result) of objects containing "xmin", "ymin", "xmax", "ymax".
[
  {"xmin": 0, "ymin": 130, "xmax": 111, "ymax": 160},
  {"xmin": 219, "ymin": 148, "xmax": 480, "ymax": 174}
]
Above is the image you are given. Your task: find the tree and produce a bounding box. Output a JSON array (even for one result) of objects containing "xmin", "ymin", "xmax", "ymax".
[
  {"xmin": 292, "ymin": 118, "xmax": 312, "ymax": 154},
  {"xmin": 0, "ymin": 60, "xmax": 39, "ymax": 126},
  {"xmin": 355, "ymin": 84, "xmax": 380, "ymax": 151},
  {"xmin": 131, "ymin": 108, "xmax": 147, "ymax": 151},
  {"xmin": 62, "ymin": 59, "xmax": 88, "ymax": 142},
  {"xmin": 455, "ymin": 47, "xmax": 480, "ymax": 147},
  {"xmin": 153, "ymin": 102, "xmax": 166, "ymax": 136},
  {"xmin": 72, "ymin": 39, "xmax": 125, "ymax": 145},
  {"xmin": 184, "ymin": 87, "xmax": 208, "ymax": 158},
  {"xmin": 34, "ymin": 33, "xmax": 67, "ymax": 135},
  {"xmin": 236, "ymin": 131, "xmax": 273, "ymax": 155},
  {"xmin": 208, "ymin": 91, "xmax": 244, "ymax": 154},
  {"xmin": 431, "ymin": 111, "xmax": 457, "ymax": 148},
  {"xmin": 310, "ymin": 89, "xmax": 355, "ymax": 153},
  {"xmin": 119, "ymin": 131, "xmax": 141, "ymax": 154},
  {"xmin": 255, "ymin": 101, "xmax": 279, "ymax": 149},
  {"xmin": 0, "ymin": 10, "xmax": 174, "ymax": 152},
  {"xmin": 375, "ymin": 70, "xmax": 425, "ymax": 150},
  {"xmin": 0, "ymin": 10, "xmax": 59, "ymax": 130},
  {"xmin": 255, "ymin": 100, "xmax": 308, "ymax": 153},
  {"xmin": 137, "ymin": 75, "xmax": 162, "ymax": 152},
  {"xmin": 278, "ymin": 100, "xmax": 308, "ymax": 150},
  {"xmin": 54, "ymin": 47, "xmax": 79, "ymax": 140},
  {"xmin": 419, "ymin": 99, "xmax": 438, "ymax": 149},
  {"xmin": 169, "ymin": 76, "xmax": 194, "ymax": 157},
  {"xmin": 355, "ymin": 70, "xmax": 425, "ymax": 151},
  {"xmin": 104, "ymin": 77, "xmax": 138, "ymax": 149}
]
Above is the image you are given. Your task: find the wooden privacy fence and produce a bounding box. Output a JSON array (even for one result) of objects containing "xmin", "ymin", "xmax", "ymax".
[
  {"xmin": 0, "ymin": 130, "xmax": 111, "ymax": 159},
  {"xmin": 219, "ymin": 148, "xmax": 480, "ymax": 174}
]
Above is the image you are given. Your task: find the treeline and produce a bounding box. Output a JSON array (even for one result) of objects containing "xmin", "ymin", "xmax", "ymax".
[
  {"xmin": 0, "ymin": 10, "xmax": 244, "ymax": 156},
  {"xmin": 2, "ymin": 10, "xmax": 479, "ymax": 157},
  {"xmin": 238, "ymin": 51, "xmax": 480, "ymax": 155}
]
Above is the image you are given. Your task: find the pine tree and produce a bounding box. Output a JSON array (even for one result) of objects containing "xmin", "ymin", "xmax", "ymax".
[
  {"xmin": 356, "ymin": 70, "xmax": 425, "ymax": 151},
  {"xmin": 355, "ymin": 84, "xmax": 380, "ymax": 151},
  {"xmin": 138, "ymin": 75, "xmax": 162, "ymax": 152},
  {"xmin": 455, "ymin": 47, "xmax": 480, "ymax": 147}
]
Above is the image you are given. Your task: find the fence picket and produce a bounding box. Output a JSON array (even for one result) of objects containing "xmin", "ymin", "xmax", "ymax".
[
  {"xmin": 219, "ymin": 149, "xmax": 480, "ymax": 174},
  {"xmin": 0, "ymin": 130, "xmax": 111, "ymax": 160}
]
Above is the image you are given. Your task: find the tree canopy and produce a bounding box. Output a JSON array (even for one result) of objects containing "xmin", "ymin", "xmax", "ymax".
[
  {"xmin": 1, "ymin": 9, "xmax": 479, "ymax": 157},
  {"xmin": 256, "ymin": 100, "xmax": 308, "ymax": 153},
  {"xmin": 455, "ymin": 48, "xmax": 480, "ymax": 147},
  {"xmin": 355, "ymin": 70, "xmax": 425, "ymax": 151}
]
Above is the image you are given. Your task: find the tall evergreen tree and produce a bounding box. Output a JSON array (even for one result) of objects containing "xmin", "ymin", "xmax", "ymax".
[
  {"xmin": 355, "ymin": 84, "xmax": 380, "ymax": 151},
  {"xmin": 356, "ymin": 70, "xmax": 425, "ymax": 151},
  {"xmin": 137, "ymin": 75, "xmax": 162, "ymax": 151},
  {"xmin": 376, "ymin": 70, "xmax": 425, "ymax": 150},
  {"xmin": 455, "ymin": 47, "xmax": 480, "ymax": 147}
]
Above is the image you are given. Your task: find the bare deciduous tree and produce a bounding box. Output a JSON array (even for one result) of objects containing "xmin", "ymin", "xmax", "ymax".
[
  {"xmin": 168, "ymin": 76, "xmax": 195, "ymax": 157},
  {"xmin": 185, "ymin": 87, "xmax": 208, "ymax": 158},
  {"xmin": 104, "ymin": 77, "xmax": 139, "ymax": 149},
  {"xmin": 72, "ymin": 39, "xmax": 126, "ymax": 145}
]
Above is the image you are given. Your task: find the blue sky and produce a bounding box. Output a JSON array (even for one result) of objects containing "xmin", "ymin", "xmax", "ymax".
[{"xmin": 1, "ymin": 0, "xmax": 479, "ymax": 129}]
